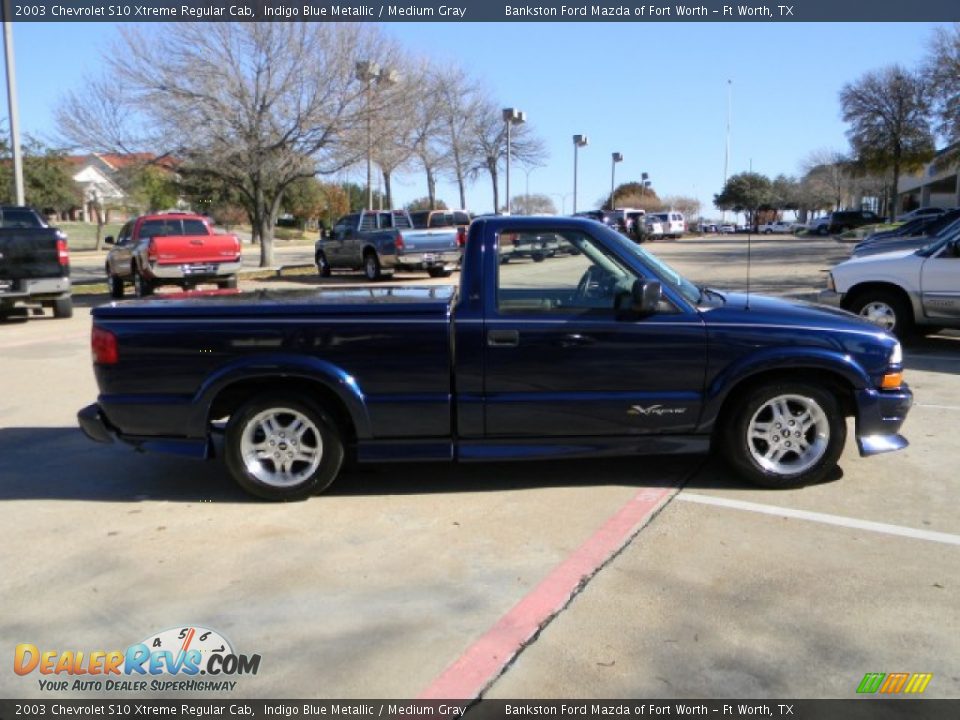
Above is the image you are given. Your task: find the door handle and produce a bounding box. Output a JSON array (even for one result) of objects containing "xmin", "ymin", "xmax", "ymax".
[
  {"xmin": 487, "ymin": 329, "xmax": 520, "ymax": 347},
  {"xmin": 559, "ymin": 333, "xmax": 595, "ymax": 347}
]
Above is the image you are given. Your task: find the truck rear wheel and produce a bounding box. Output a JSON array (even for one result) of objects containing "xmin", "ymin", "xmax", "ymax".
[
  {"xmin": 427, "ymin": 268, "xmax": 452, "ymax": 278},
  {"xmin": 224, "ymin": 394, "xmax": 344, "ymax": 501},
  {"xmin": 363, "ymin": 251, "xmax": 382, "ymax": 281},
  {"xmin": 217, "ymin": 276, "xmax": 238, "ymax": 290},
  {"xmin": 133, "ymin": 268, "xmax": 154, "ymax": 297},
  {"xmin": 52, "ymin": 295, "xmax": 73, "ymax": 319},
  {"xmin": 722, "ymin": 381, "xmax": 846, "ymax": 489}
]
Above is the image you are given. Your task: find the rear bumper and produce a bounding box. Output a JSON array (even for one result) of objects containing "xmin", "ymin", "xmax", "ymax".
[
  {"xmin": 854, "ymin": 385, "xmax": 913, "ymax": 457},
  {"xmin": 146, "ymin": 260, "xmax": 242, "ymax": 281},
  {"xmin": 384, "ymin": 251, "xmax": 461, "ymax": 271},
  {"xmin": 77, "ymin": 402, "xmax": 211, "ymax": 458},
  {"xmin": 0, "ymin": 276, "xmax": 70, "ymax": 302}
]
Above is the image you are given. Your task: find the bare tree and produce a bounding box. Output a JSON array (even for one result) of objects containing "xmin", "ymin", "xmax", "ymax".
[
  {"xmin": 57, "ymin": 23, "xmax": 394, "ymax": 267},
  {"xmin": 408, "ymin": 60, "xmax": 451, "ymax": 211},
  {"xmin": 510, "ymin": 193, "xmax": 556, "ymax": 215},
  {"xmin": 840, "ymin": 65, "xmax": 935, "ymax": 217},
  {"xmin": 435, "ymin": 65, "xmax": 485, "ymax": 210},
  {"xmin": 468, "ymin": 97, "xmax": 547, "ymax": 213},
  {"xmin": 924, "ymin": 23, "xmax": 960, "ymax": 165},
  {"xmin": 800, "ymin": 149, "xmax": 853, "ymax": 212}
]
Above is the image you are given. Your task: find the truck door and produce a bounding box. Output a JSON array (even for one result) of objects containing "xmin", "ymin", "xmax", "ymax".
[
  {"xmin": 481, "ymin": 226, "xmax": 708, "ymax": 437},
  {"xmin": 920, "ymin": 238, "xmax": 960, "ymax": 321},
  {"xmin": 326, "ymin": 215, "xmax": 355, "ymax": 267}
]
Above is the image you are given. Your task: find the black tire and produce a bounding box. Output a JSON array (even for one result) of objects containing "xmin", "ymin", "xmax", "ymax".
[
  {"xmin": 217, "ymin": 276, "xmax": 238, "ymax": 290},
  {"xmin": 52, "ymin": 295, "xmax": 73, "ymax": 319},
  {"xmin": 316, "ymin": 250, "xmax": 331, "ymax": 278},
  {"xmin": 133, "ymin": 267, "xmax": 154, "ymax": 297},
  {"xmin": 531, "ymin": 251, "xmax": 545, "ymax": 263},
  {"xmin": 363, "ymin": 251, "xmax": 382, "ymax": 281},
  {"xmin": 108, "ymin": 273, "xmax": 125, "ymax": 299},
  {"xmin": 224, "ymin": 394, "xmax": 344, "ymax": 501},
  {"xmin": 722, "ymin": 381, "xmax": 846, "ymax": 489},
  {"xmin": 846, "ymin": 289, "xmax": 913, "ymax": 338},
  {"xmin": 427, "ymin": 268, "xmax": 453, "ymax": 278}
]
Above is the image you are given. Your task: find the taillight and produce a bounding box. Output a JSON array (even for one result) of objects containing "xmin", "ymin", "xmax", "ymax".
[
  {"xmin": 91, "ymin": 327, "xmax": 118, "ymax": 365},
  {"xmin": 395, "ymin": 232, "xmax": 405, "ymax": 250},
  {"xmin": 147, "ymin": 241, "xmax": 158, "ymax": 262},
  {"xmin": 456, "ymin": 227, "xmax": 466, "ymax": 248},
  {"xmin": 56, "ymin": 238, "xmax": 69, "ymax": 266}
]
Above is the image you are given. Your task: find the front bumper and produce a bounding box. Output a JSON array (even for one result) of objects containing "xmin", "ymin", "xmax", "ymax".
[
  {"xmin": 817, "ymin": 289, "xmax": 844, "ymax": 308},
  {"xmin": 854, "ymin": 385, "xmax": 913, "ymax": 456}
]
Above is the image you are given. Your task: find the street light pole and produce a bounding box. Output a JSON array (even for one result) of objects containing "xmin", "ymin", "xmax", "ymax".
[
  {"xmin": 572, "ymin": 134, "xmax": 588, "ymax": 214},
  {"xmin": 3, "ymin": 5, "xmax": 24, "ymax": 205},
  {"xmin": 356, "ymin": 60, "xmax": 399, "ymax": 211},
  {"xmin": 502, "ymin": 108, "xmax": 526, "ymax": 214},
  {"xmin": 610, "ymin": 152, "xmax": 623, "ymax": 210}
]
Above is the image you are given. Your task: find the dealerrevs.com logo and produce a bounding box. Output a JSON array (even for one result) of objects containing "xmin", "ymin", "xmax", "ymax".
[{"xmin": 13, "ymin": 626, "xmax": 261, "ymax": 693}]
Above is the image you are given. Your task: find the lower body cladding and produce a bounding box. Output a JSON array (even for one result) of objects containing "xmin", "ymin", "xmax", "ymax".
[{"xmin": 78, "ymin": 382, "xmax": 912, "ymax": 500}]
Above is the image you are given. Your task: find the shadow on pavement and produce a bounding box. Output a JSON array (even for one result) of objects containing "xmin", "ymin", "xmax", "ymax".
[{"xmin": 0, "ymin": 426, "xmax": 837, "ymax": 503}]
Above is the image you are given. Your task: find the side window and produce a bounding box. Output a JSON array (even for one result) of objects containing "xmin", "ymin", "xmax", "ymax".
[
  {"xmin": 359, "ymin": 214, "xmax": 378, "ymax": 231},
  {"xmin": 496, "ymin": 229, "xmax": 637, "ymax": 314}
]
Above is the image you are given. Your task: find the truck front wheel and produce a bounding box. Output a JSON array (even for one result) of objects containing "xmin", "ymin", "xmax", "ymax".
[
  {"xmin": 224, "ymin": 394, "xmax": 344, "ymax": 501},
  {"xmin": 847, "ymin": 290, "xmax": 913, "ymax": 337},
  {"xmin": 722, "ymin": 381, "xmax": 846, "ymax": 489}
]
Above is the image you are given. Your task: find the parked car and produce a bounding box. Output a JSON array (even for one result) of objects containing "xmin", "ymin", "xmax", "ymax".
[
  {"xmin": 820, "ymin": 232, "xmax": 960, "ymax": 337},
  {"xmin": 809, "ymin": 210, "xmax": 882, "ymax": 236},
  {"xmin": 649, "ymin": 211, "xmax": 685, "ymax": 239},
  {"xmin": 105, "ymin": 213, "xmax": 242, "ymax": 298},
  {"xmin": 718, "ymin": 224, "xmax": 736, "ymax": 234},
  {"xmin": 0, "ymin": 206, "xmax": 72, "ymax": 319},
  {"xmin": 895, "ymin": 207, "xmax": 948, "ymax": 223},
  {"xmin": 316, "ymin": 210, "xmax": 461, "ymax": 280},
  {"xmin": 79, "ymin": 216, "xmax": 911, "ymax": 500},
  {"xmin": 573, "ymin": 210, "xmax": 621, "ymax": 230},
  {"xmin": 852, "ymin": 212, "xmax": 960, "ymax": 257},
  {"xmin": 759, "ymin": 220, "xmax": 800, "ymax": 234}
]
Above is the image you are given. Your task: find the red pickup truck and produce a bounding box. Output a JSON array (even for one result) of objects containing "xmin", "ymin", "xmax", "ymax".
[{"xmin": 104, "ymin": 213, "xmax": 242, "ymax": 298}]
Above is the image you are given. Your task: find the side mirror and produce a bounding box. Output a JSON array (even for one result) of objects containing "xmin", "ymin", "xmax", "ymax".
[
  {"xmin": 631, "ymin": 278, "xmax": 662, "ymax": 315},
  {"xmin": 104, "ymin": 236, "xmax": 115, "ymax": 245}
]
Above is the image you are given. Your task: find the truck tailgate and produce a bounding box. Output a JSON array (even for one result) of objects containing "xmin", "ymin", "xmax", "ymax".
[
  {"xmin": 0, "ymin": 229, "xmax": 66, "ymax": 280},
  {"xmin": 397, "ymin": 228, "xmax": 459, "ymax": 253},
  {"xmin": 151, "ymin": 234, "xmax": 240, "ymax": 265}
]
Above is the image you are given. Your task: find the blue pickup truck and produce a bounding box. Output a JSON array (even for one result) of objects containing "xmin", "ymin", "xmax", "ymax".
[{"xmin": 78, "ymin": 216, "xmax": 912, "ymax": 500}]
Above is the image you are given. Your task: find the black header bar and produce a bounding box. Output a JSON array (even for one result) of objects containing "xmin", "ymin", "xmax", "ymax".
[{"xmin": 4, "ymin": 0, "xmax": 960, "ymax": 22}]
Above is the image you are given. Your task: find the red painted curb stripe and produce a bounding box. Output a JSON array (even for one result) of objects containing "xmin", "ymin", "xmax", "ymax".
[{"xmin": 417, "ymin": 485, "xmax": 676, "ymax": 700}]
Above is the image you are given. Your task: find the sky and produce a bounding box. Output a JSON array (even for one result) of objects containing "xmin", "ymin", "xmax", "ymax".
[{"xmin": 4, "ymin": 20, "xmax": 951, "ymax": 218}]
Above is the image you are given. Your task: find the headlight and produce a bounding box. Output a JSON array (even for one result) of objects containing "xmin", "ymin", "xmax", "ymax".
[{"xmin": 890, "ymin": 341, "xmax": 902, "ymax": 366}]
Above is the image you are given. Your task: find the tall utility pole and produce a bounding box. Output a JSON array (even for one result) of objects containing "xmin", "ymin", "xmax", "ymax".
[
  {"xmin": 572, "ymin": 134, "xmax": 588, "ymax": 214},
  {"xmin": 502, "ymin": 108, "xmax": 526, "ymax": 214},
  {"xmin": 3, "ymin": 2, "xmax": 24, "ymax": 205}
]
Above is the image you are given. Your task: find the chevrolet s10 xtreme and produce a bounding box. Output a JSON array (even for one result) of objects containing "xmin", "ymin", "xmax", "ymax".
[{"xmin": 78, "ymin": 217, "xmax": 913, "ymax": 500}]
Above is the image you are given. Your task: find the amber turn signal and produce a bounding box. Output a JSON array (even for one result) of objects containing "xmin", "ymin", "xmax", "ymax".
[{"xmin": 881, "ymin": 372, "xmax": 903, "ymax": 389}]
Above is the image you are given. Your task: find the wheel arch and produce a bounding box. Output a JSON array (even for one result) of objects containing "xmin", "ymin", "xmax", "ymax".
[
  {"xmin": 842, "ymin": 281, "xmax": 918, "ymax": 320},
  {"xmin": 189, "ymin": 357, "xmax": 372, "ymax": 443}
]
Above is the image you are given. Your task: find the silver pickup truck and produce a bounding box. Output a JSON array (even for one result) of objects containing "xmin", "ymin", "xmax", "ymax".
[{"xmin": 315, "ymin": 210, "xmax": 462, "ymax": 281}]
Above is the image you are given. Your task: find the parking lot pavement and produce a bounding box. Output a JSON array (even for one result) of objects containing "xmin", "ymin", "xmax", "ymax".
[{"xmin": 3, "ymin": 234, "xmax": 958, "ymax": 701}]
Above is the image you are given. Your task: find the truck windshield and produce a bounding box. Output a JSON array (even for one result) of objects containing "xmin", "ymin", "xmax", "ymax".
[{"xmin": 596, "ymin": 224, "xmax": 701, "ymax": 304}]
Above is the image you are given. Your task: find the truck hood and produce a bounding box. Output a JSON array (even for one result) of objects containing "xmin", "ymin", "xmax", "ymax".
[{"xmin": 699, "ymin": 290, "xmax": 885, "ymax": 335}]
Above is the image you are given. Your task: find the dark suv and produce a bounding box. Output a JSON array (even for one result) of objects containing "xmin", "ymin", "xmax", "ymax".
[{"xmin": 813, "ymin": 210, "xmax": 882, "ymax": 235}]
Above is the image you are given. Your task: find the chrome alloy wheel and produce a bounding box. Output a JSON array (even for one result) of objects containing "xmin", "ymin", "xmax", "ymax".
[
  {"xmin": 239, "ymin": 407, "xmax": 323, "ymax": 488},
  {"xmin": 858, "ymin": 301, "xmax": 897, "ymax": 331},
  {"xmin": 747, "ymin": 394, "xmax": 830, "ymax": 476}
]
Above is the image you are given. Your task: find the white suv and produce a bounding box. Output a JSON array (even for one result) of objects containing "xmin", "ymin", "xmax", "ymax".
[
  {"xmin": 818, "ymin": 232, "xmax": 960, "ymax": 337},
  {"xmin": 650, "ymin": 211, "xmax": 685, "ymax": 239}
]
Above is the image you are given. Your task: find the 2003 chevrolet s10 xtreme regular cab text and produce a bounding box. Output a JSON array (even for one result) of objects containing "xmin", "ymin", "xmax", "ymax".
[{"xmin": 78, "ymin": 217, "xmax": 913, "ymax": 500}]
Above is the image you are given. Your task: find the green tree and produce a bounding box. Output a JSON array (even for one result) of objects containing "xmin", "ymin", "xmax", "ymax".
[
  {"xmin": 406, "ymin": 196, "xmax": 448, "ymax": 212},
  {"xmin": 840, "ymin": 65, "xmax": 935, "ymax": 216},
  {"xmin": 0, "ymin": 137, "xmax": 79, "ymax": 213},
  {"xmin": 714, "ymin": 172, "xmax": 774, "ymax": 227},
  {"xmin": 121, "ymin": 164, "xmax": 179, "ymax": 212},
  {"xmin": 282, "ymin": 177, "xmax": 326, "ymax": 226},
  {"xmin": 923, "ymin": 24, "xmax": 960, "ymax": 166}
]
